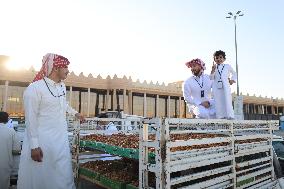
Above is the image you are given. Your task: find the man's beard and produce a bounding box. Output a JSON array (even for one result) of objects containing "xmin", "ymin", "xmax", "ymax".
[{"xmin": 193, "ymin": 70, "xmax": 202, "ymax": 76}]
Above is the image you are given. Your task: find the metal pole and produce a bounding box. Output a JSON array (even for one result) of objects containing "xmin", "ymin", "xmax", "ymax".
[{"xmin": 234, "ymin": 16, "xmax": 240, "ymax": 96}]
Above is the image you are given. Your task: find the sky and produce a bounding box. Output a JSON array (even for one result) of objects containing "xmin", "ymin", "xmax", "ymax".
[{"xmin": 0, "ymin": 0, "xmax": 283, "ymax": 98}]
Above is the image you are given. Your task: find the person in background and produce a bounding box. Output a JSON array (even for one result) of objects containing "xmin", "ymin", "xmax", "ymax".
[
  {"xmin": 0, "ymin": 111, "xmax": 20, "ymax": 189},
  {"xmin": 17, "ymin": 53, "xmax": 84, "ymax": 189},
  {"xmin": 210, "ymin": 50, "xmax": 237, "ymax": 119},
  {"xmin": 97, "ymin": 113, "xmax": 118, "ymax": 132},
  {"xmin": 6, "ymin": 118, "xmax": 14, "ymax": 129},
  {"xmin": 183, "ymin": 58, "xmax": 216, "ymax": 119}
]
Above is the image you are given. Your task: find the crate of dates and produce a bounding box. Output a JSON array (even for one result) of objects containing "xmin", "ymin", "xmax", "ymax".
[
  {"xmin": 100, "ymin": 174, "xmax": 127, "ymax": 189},
  {"xmin": 79, "ymin": 167, "xmax": 100, "ymax": 182},
  {"xmin": 122, "ymin": 148, "xmax": 139, "ymax": 159}
]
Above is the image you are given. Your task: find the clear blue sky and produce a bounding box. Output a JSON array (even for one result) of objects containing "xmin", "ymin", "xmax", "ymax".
[{"xmin": 0, "ymin": 0, "xmax": 283, "ymax": 98}]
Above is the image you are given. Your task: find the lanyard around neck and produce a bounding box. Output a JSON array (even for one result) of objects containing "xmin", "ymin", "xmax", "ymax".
[
  {"xmin": 194, "ymin": 75, "xmax": 203, "ymax": 89},
  {"xmin": 43, "ymin": 78, "xmax": 65, "ymax": 98},
  {"xmin": 217, "ymin": 64, "xmax": 225, "ymax": 79}
]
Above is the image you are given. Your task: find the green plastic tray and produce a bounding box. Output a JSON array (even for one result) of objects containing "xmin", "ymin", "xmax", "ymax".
[
  {"xmin": 122, "ymin": 148, "xmax": 139, "ymax": 159},
  {"xmin": 100, "ymin": 175, "xmax": 126, "ymax": 189},
  {"xmin": 79, "ymin": 167, "xmax": 100, "ymax": 181},
  {"xmin": 237, "ymin": 177, "xmax": 254, "ymax": 187},
  {"xmin": 126, "ymin": 183, "xmax": 138, "ymax": 189},
  {"xmin": 81, "ymin": 140, "xmax": 156, "ymax": 161}
]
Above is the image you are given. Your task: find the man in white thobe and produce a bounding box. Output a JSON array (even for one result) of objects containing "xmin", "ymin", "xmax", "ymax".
[
  {"xmin": 210, "ymin": 50, "xmax": 237, "ymax": 119},
  {"xmin": 183, "ymin": 58, "xmax": 216, "ymax": 119},
  {"xmin": 0, "ymin": 112, "xmax": 20, "ymax": 189},
  {"xmin": 6, "ymin": 119, "xmax": 14, "ymax": 129},
  {"xmin": 17, "ymin": 53, "xmax": 84, "ymax": 189}
]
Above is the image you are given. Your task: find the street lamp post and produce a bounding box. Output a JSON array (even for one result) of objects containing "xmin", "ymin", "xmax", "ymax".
[
  {"xmin": 226, "ymin": 11, "xmax": 243, "ymax": 96},
  {"xmin": 226, "ymin": 11, "xmax": 244, "ymax": 120}
]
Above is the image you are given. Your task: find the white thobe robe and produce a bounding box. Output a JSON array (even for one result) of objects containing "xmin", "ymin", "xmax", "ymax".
[
  {"xmin": 17, "ymin": 77, "xmax": 77, "ymax": 189},
  {"xmin": 6, "ymin": 119, "xmax": 14, "ymax": 129},
  {"xmin": 0, "ymin": 124, "xmax": 19, "ymax": 189},
  {"xmin": 105, "ymin": 122, "xmax": 118, "ymax": 135},
  {"xmin": 210, "ymin": 63, "xmax": 237, "ymax": 119},
  {"xmin": 183, "ymin": 74, "xmax": 215, "ymax": 119}
]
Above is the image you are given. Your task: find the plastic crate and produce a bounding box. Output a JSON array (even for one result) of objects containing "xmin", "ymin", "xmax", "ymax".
[
  {"xmin": 105, "ymin": 144, "xmax": 121, "ymax": 156},
  {"xmin": 81, "ymin": 141, "xmax": 155, "ymax": 161},
  {"xmin": 122, "ymin": 148, "xmax": 139, "ymax": 159},
  {"xmin": 126, "ymin": 184, "xmax": 138, "ymax": 189},
  {"xmin": 148, "ymin": 152, "xmax": 155, "ymax": 159},
  {"xmin": 83, "ymin": 140, "xmax": 97, "ymax": 148},
  {"xmin": 100, "ymin": 175, "xmax": 126, "ymax": 189},
  {"xmin": 96, "ymin": 142, "xmax": 106, "ymax": 151},
  {"xmin": 79, "ymin": 140, "xmax": 86, "ymax": 146},
  {"xmin": 79, "ymin": 167, "xmax": 100, "ymax": 181},
  {"xmin": 116, "ymin": 146, "xmax": 125, "ymax": 156},
  {"xmin": 148, "ymin": 152, "xmax": 156, "ymax": 164},
  {"xmin": 236, "ymin": 177, "xmax": 254, "ymax": 187}
]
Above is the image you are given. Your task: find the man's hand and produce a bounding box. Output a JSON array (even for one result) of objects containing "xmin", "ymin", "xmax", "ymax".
[
  {"xmin": 75, "ymin": 113, "xmax": 85, "ymax": 122},
  {"xmin": 211, "ymin": 61, "xmax": 216, "ymax": 74},
  {"xmin": 31, "ymin": 147, "xmax": 43, "ymax": 162},
  {"xmin": 229, "ymin": 79, "xmax": 235, "ymax": 85},
  {"xmin": 200, "ymin": 101, "xmax": 210, "ymax": 108}
]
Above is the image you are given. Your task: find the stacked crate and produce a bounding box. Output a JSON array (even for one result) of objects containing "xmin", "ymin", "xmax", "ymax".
[
  {"xmin": 139, "ymin": 118, "xmax": 279, "ymax": 189},
  {"xmin": 75, "ymin": 117, "xmax": 279, "ymax": 189},
  {"xmin": 233, "ymin": 121, "xmax": 275, "ymax": 188},
  {"xmin": 77, "ymin": 117, "xmax": 143, "ymax": 189},
  {"xmin": 70, "ymin": 118, "xmax": 81, "ymax": 184}
]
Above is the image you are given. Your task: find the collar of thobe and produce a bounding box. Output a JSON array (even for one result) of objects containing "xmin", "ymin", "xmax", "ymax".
[
  {"xmin": 44, "ymin": 77, "xmax": 63, "ymax": 87},
  {"xmin": 217, "ymin": 64, "xmax": 225, "ymax": 74},
  {"xmin": 43, "ymin": 77, "xmax": 65, "ymax": 109},
  {"xmin": 193, "ymin": 73, "xmax": 203, "ymax": 79},
  {"xmin": 217, "ymin": 64, "xmax": 225, "ymax": 80},
  {"xmin": 193, "ymin": 74, "xmax": 204, "ymax": 81}
]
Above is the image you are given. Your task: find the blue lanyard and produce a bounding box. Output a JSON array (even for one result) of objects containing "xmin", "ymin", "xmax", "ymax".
[
  {"xmin": 217, "ymin": 64, "xmax": 225, "ymax": 79},
  {"xmin": 194, "ymin": 75, "xmax": 203, "ymax": 89}
]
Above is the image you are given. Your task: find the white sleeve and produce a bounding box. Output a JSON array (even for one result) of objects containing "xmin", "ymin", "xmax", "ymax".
[
  {"xmin": 12, "ymin": 130, "xmax": 21, "ymax": 152},
  {"xmin": 228, "ymin": 64, "xmax": 237, "ymax": 82},
  {"xmin": 183, "ymin": 80, "xmax": 201, "ymax": 106},
  {"xmin": 66, "ymin": 102, "xmax": 78, "ymax": 116},
  {"xmin": 23, "ymin": 85, "xmax": 41, "ymax": 149}
]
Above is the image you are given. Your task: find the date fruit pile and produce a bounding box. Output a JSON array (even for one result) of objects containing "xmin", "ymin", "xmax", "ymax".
[
  {"xmin": 82, "ymin": 133, "xmax": 226, "ymax": 150},
  {"xmin": 82, "ymin": 133, "xmax": 229, "ymax": 153},
  {"xmin": 81, "ymin": 159, "xmax": 139, "ymax": 184}
]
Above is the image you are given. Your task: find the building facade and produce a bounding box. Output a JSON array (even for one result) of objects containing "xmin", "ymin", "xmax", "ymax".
[{"xmin": 1, "ymin": 55, "xmax": 284, "ymax": 120}]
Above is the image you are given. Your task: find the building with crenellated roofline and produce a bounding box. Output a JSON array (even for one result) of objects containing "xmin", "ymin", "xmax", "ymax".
[{"xmin": 1, "ymin": 55, "xmax": 283, "ymax": 120}]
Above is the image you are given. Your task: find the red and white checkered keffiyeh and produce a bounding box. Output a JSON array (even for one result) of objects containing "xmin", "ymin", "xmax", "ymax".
[
  {"xmin": 185, "ymin": 58, "xmax": 206, "ymax": 70},
  {"xmin": 33, "ymin": 53, "xmax": 70, "ymax": 82}
]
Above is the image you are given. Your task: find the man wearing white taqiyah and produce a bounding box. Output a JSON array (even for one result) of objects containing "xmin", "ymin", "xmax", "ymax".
[
  {"xmin": 17, "ymin": 53, "xmax": 84, "ymax": 189},
  {"xmin": 183, "ymin": 58, "xmax": 216, "ymax": 119}
]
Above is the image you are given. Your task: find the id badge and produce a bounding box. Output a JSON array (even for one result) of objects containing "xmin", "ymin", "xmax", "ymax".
[
  {"xmin": 217, "ymin": 81, "xmax": 223, "ymax": 89},
  {"xmin": 201, "ymin": 90, "xmax": 204, "ymax": 98}
]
